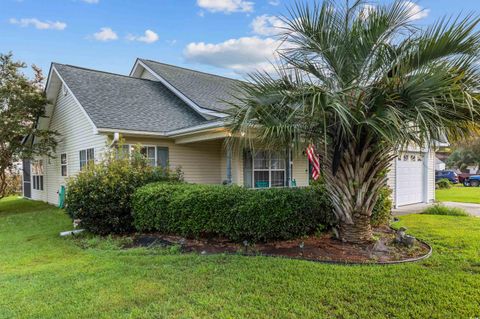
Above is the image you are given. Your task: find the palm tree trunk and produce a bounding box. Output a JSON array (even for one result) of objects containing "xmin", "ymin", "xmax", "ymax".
[{"xmin": 322, "ymin": 139, "xmax": 394, "ymax": 244}]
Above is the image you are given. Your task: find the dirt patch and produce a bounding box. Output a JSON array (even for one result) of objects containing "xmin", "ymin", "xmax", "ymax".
[{"xmin": 127, "ymin": 227, "xmax": 431, "ymax": 264}]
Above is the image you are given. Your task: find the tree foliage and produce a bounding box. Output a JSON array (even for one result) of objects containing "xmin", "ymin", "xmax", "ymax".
[
  {"xmin": 446, "ymin": 137, "xmax": 480, "ymax": 172},
  {"xmin": 0, "ymin": 53, "xmax": 58, "ymax": 199},
  {"xmin": 228, "ymin": 0, "xmax": 480, "ymax": 243}
]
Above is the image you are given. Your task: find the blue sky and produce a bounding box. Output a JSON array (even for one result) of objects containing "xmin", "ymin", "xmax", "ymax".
[{"xmin": 1, "ymin": 0, "xmax": 479, "ymax": 79}]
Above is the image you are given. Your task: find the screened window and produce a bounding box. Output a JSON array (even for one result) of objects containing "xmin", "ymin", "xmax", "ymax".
[
  {"xmin": 32, "ymin": 160, "xmax": 44, "ymax": 191},
  {"xmin": 60, "ymin": 153, "xmax": 68, "ymax": 177},
  {"xmin": 244, "ymin": 150, "xmax": 287, "ymax": 188},
  {"xmin": 79, "ymin": 148, "xmax": 94, "ymax": 170}
]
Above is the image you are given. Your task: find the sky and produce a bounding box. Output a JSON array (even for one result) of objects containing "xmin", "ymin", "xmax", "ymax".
[{"xmin": 1, "ymin": 0, "xmax": 479, "ymax": 80}]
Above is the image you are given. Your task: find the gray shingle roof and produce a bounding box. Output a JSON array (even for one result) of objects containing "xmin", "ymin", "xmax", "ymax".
[
  {"xmin": 53, "ymin": 63, "xmax": 207, "ymax": 133},
  {"xmin": 139, "ymin": 59, "xmax": 244, "ymax": 113}
]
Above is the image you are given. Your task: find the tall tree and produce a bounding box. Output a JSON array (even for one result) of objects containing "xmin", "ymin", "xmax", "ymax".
[
  {"xmin": 447, "ymin": 137, "xmax": 480, "ymax": 172},
  {"xmin": 0, "ymin": 53, "xmax": 57, "ymax": 199},
  {"xmin": 229, "ymin": 0, "xmax": 480, "ymax": 243}
]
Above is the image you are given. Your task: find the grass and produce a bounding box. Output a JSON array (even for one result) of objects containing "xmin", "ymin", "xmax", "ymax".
[
  {"xmin": 436, "ymin": 183, "xmax": 480, "ymax": 204},
  {"xmin": 421, "ymin": 204, "xmax": 469, "ymax": 216},
  {"xmin": 0, "ymin": 197, "xmax": 480, "ymax": 318}
]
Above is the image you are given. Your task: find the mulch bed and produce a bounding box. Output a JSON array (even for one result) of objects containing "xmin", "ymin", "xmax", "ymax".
[{"xmin": 127, "ymin": 226, "xmax": 431, "ymax": 264}]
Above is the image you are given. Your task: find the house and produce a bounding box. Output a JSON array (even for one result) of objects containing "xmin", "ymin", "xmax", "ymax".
[
  {"xmin": 22, "ymin": 58, "xmax": 436, "ymax": 208},
  {"xmin": 435, "ymin": 157, "xmax": 446, "ymax": 171}
]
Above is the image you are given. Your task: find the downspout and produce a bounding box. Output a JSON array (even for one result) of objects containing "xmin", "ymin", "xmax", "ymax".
[{"xmin": 110, "ymin": 132, "xmax": 120, "ymax": 148}]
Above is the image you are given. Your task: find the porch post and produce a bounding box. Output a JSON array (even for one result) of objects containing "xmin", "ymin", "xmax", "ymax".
[{"xmin": 226, "ymin": 144, "xmax": 232, "ymax": 184}]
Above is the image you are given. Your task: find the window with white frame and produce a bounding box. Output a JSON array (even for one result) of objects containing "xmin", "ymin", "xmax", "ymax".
[
  {"xmin": 32, "ymin": 160, "xmax": 44, "ymax": 191},
  {"xmin": 79, "ymin": 148, "xmax": 94, "ymax": 170},
  {"xmin": 140, "ymin": 146, "xmax": 169, "ymax": 168},
  {"xmin": 244, "ymin": 150, "xmax": 287, "ymax": 188},
  {"xmin": 60, "ymin": 153, "xmax": 68, "ymax": 176}
]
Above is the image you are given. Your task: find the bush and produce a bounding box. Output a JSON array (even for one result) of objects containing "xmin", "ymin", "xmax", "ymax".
[
  {"xmin": 371, "ymin": 186, "xmax": 393, "ymax": 227},
  {"xmin": 132, "ymin": 183, "xmax": 334, "ymax": 242},
  {"xmin": 65, "ymin": 147, "xmax": 182, "ymax": 235},
  {"xmin": 3, "ymin": 172, "xmax": 22, "ymax": 197},
  {"xmin": 436, "ymin": 178, "xmax": 452, "ymax": 189},
  {"xmin": 421, "ymin": 204, "xmax": 469, "ymax": 216}
]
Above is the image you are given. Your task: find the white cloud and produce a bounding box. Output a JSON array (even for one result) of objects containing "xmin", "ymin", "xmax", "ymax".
[
  {"xmin": 9, "ymin": 18, "xmax": 66, "ymax": 30},
  {"xmin": 403, "ymin": 1, "xmax": 429, "ymax": 21},
  {"xmin": 92, "ymin": 27, "xmax": 118, "ymax": 41},
  {"xmin": 126, "ymin": 29, "xmax": 159, "ymax": 44},
  {"xmin": 196, "ymin": 0, "xmax": 254, "ymax": 13},
  {"xmin": 184, "ymin": 36, "xmax": 281, "ymax": 74},
  {"xmin": 268, "ymin": 0, "xmax": 280, "ymax": 6},
  {"xmin": 251, "ymin": 14, "xmax": 287, "ymax": 36},
  {"xmin": 81, "ymin": 0, "xmax": 99, "ymax": 3},
  {"xmin": 361, "ymin": 1, "xmax": 429, "ymax": 21}
]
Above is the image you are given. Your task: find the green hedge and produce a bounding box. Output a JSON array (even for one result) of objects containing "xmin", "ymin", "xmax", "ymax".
[
  {"xmin": 65, "ymin": 152, "xmax": 181, "ymax": 235},
  {"xmin": 132, "ymin": 183, "xmax": 333, "ymax": 242}
]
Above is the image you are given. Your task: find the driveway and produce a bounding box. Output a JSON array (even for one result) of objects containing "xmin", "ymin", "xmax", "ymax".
[{"xmin": 393, "ymin": 201, "xmax": 480, "ymax": 217}]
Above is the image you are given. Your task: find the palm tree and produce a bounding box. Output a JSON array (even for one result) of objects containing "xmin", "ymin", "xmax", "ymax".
[{"xmin": 228, "ymin": 0, "xmax": 480, "ymax": 243}]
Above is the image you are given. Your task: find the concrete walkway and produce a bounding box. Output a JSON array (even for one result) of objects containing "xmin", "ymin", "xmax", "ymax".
[{"xmin": 393, "ymin": 201, "xmax": 480, "ymax": 217}]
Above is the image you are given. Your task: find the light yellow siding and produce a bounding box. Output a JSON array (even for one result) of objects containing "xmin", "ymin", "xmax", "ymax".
[
  {"xmin": 31, "ymin": 86, "xmax": 107, "ymax": 204},
  {"xmin": 292, "ymin": 152, "xmax": 309, "ymax": 187},
  {"xmin": 123, "ymin": 137, "xmax": 224, "ymax": 184}
]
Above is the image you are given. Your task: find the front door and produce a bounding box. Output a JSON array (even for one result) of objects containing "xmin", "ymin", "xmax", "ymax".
[{"xmin": 22, "ymin": 159, "xmax": 31, "ymax": 198}]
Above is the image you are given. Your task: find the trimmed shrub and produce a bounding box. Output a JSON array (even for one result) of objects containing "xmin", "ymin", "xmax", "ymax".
[
  {"xmin": 436, "ymin": 178, "xmax": 452, "ymax": 189},
  {"xmin": 421, "ymin": 204, "xmax": 469, "ymax": 216},
  {"xmin": 65, "ymin": 148, "xmax": 182, "ymax": 235},
  {"xmin": 371, "ymin": 186, "xmax": 393, "ymax": 227},
  {"xmin": 132, "ymin": 183, "xmax": 333, "ymax": 242}
]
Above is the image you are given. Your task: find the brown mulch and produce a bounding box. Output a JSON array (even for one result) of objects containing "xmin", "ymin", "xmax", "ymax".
[{"xmin": 128, "ymin": 226, "xmax": 431, "ymax": 264}]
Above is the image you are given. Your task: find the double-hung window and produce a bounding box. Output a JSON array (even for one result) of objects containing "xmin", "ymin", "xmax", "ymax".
[
  {"xmin": 140, "ymin": 146, "xmax": 169, "ymax": 169},
  {"xmin": 60, "ymin": 153, "xmax": 68, "ymax": 176},
  {"xmin": 32, "ymin": 160, "xmax": 44, "ymax": 191},
  {"xmin": 79, "ymin": 148, "xmax": 94, "ymax": 170},
  {"xmin": 244, "ymin": 150, "xmax": 287, "ymax": 188}
]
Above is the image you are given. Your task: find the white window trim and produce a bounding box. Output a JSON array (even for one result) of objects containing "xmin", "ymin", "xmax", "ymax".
[
  {"xmin": 79, "ymin": 148, "xmax": 95, "ymax": 170},
  {"xmin": 32, "ymin": 160, "xmax": 44, "ymax": 191},
  {"xmin": 60, "ymin": 153, "xmax": 68, "ymax": 177},
  {"xmin": 251, "ymin": 151, "xmax": 287, "ymax": 188}
]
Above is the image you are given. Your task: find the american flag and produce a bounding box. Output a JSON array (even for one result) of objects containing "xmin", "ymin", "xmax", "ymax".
[{"xmin": 306, "ymin": 144, "xmax": 320, "ymax": 180}]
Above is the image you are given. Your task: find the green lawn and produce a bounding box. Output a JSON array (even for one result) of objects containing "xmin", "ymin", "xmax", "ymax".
[
  {"xmin": 0, "ymin": 197, "xmax": 479, "ymax": 318},
  {"xmin": 436, "ymin": 184, "xmax": 480, "ymax": 204}
]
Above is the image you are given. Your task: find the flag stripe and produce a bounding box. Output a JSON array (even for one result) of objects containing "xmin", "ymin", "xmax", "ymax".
[{"xmin": 307, "ymin": 144, "xmax": 320, "ymax": 181}]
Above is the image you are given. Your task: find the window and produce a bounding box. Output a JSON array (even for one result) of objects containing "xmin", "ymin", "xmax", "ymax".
[
  {"xmin": 32, "ymin": 160, "xmax": 44, "ymax": 191},
  {"xmin": 244, "ymin": 150, "xmax": 287, "ymax": 188},
  {"xmin": 140, "ymin": 146, "xmax": 169, "ymax": 168},
  {"xmin": 60, "ymin": 153, "xmax": 68, "ymax": 176},
  {"xmin": 79, "ymin": 148, "xmax": 94, "ymax": 170},
  {"xmin": 117, "ymin": 145, "xmax": 131, "ymax": 159},
  {"xmin": 140, "ymin": 146, "xmax": 156, "ymax": 167}
]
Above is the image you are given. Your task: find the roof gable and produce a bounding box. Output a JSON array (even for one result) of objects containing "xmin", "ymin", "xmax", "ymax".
[
  {"xmin": 52, "ymin": 63, "xmax": 207, "ymax": 134},
  {"xmin": 134, "ymin": 59, "xmax": 244, "ymax": 114}
]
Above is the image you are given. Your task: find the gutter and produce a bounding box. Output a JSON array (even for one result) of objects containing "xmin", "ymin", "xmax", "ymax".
[{"xmin": 96, "ymin": 119, "xmax": 228, "ymax": 138}]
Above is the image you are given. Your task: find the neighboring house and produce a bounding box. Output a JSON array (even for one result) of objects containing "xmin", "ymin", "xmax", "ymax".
[
  {"xmin": 435, "ymin": 157, "xmax": 446, "ymax": 171},
  {"xmin": 22, "ymin": 58, "xmax": 435, "ymax": 208}
]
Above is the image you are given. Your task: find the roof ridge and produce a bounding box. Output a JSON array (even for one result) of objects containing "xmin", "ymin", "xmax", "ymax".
[
  {"xmin": 52, "ymin": 62, "xmax": 159, "ymax": 83},
  {"xmin": 139, "ymin": 58, "xmax": 246, "ymax": 83}
]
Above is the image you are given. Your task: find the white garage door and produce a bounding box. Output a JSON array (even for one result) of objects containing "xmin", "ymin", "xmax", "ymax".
[{"xmin": 396, "ymin": 152, "xmax": 425, "ymax": 206}]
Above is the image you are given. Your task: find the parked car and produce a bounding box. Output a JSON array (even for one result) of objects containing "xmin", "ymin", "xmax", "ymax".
[
  {"xmin": 457, "ymin": 172, "xmax": 471, "ymax": 183},
  {"xmin": 463, "ymin": 175, "xmax": 480, "ymax": 187},
  {"xmin": 435, "ymin": 170, "xmax": 459, "ymax": 184}
]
